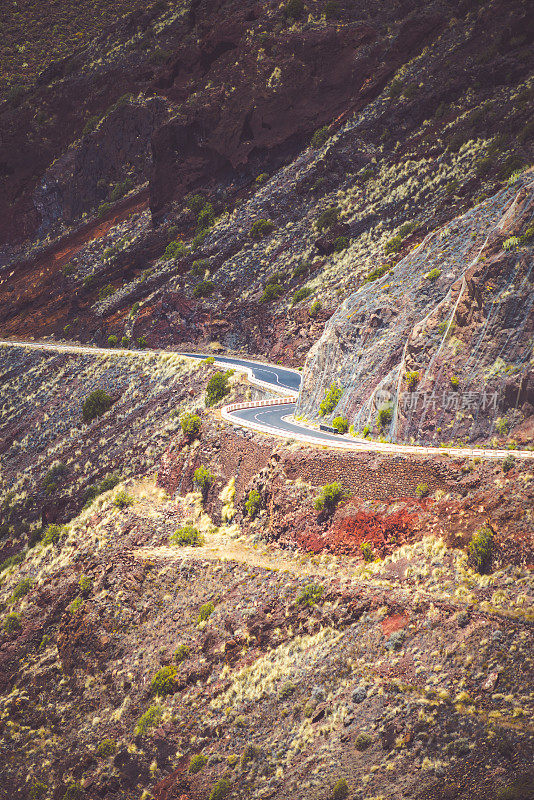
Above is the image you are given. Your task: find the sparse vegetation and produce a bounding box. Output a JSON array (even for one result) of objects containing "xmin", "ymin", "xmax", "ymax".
[
  {"xmin": 42, "ymin": 524, "xmax": 65, "ymax": 546},
  {"xmin": 11, "ymin": 577, "xmax": 33, "ymax": 602},
  {"xmin": 354, "ymin": 733, "xmax": 373, "ymax": 750},
  {"xmin": 425, "ymin": 268, "xmax": 442, "ymax": 280},
  {"xmin": 95, "ymin": 739, "xmax": 116, "ymax": 758},
  {"xmin": 360, "ymin": 542, "xmax": 374, "ymax": 562},
  {"xmin": 193, "ymin": 280, "xmax": 215, "ymax": 298},
  {"xmin": 292, "ymin": 286, "xmax": 313, "ymax": 305},
  {"xmin": 502, "ymin": 454, "xmax": 515, "ymax": 473},
  {"xmin": 164, "ymin": 239, "xmax": 188, "ymax": 260},
  {"xmin": 194, "ymin": 466, "xmax": 215, "ymax": 499},
  {"xmin": 309, "ymin": 299, "xmax": 322, "ymax": 317}
]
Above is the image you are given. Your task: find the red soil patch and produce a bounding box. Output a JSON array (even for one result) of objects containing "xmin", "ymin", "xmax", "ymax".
[
  {"xmin": 0, "ymin": 191, "xmax": 148, "ymax": 338},
  {"xmin": 381, "ymin": 613, "xmax": 409, "ymax": 635},
  {"xmin": 326, "ymin": 505, "xmax": 422, "ymax": 557}
]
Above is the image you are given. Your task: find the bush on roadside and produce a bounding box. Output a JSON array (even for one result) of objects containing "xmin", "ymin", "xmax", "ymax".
[
  {"xmin": 332, "ymin": 416, "xmax": 348, "ymax": 434},
  {"xmin": 206, "ymin": 371, "xmax": 231, "ymax": 406},
  {"xmin": 320, "ymin": 381, "xmax": 342, "ymax": 416}
]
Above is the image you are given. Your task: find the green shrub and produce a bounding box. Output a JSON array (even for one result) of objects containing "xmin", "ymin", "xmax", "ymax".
[
  {"xmin": 164, "ymin": 239, "xmax": 188, "ymax": 260},
  {"xmin": 495, "ymin": 417, "xmax": 509, "ymax": 436},
  {"xmin": 62, "ymin": 782, "xmax": 83, "ymax": 800},
  {"xmin": 332, "ymin": 778, "xmax": 350, "ymax": 800},
  {"xmin": 209, "ymin": 779, "xmax": 231, "ymax": 800},
  {"xmin": 136, "ymin": 335, "xmax": 147, "ymax": 348},
  {"xmin": 450, "ymin": 375, "xmax": 459, "ymax": 388},
  {"xmin": 193, "ymin": 280, "xmax": 215, "ymax": 298},
  {"xmin": 405, "ymin": 370, "xmax": 420, "ymax": 389},
  {"xmin": 29, "ymin": 780, "xmax": 48, "ymax": 799},
  {"xmin": 309, "ymin": 300, "xmax": 322, "ymax": 317},
  {"xmin": 189, "ymin": 753, "xmax": 208, "ymax": 774},
  {"xmin": 316, "ymin": 205, "xmax": 339, "ymax": 232},
  {"xmin": 292, "ymin": 286, "xmax": 313, "ymax": 305},
  {"xmin": 324, "ymin": 0, "xmax": 341, "ymax": 18},
  {"xmin": 113, "ymin": 490, "xmax": 134, "ymax": 509},
  {"xmin": 311, "ymin": 125, "xmax": 330, "ymax": 147},
  {"xmin": 186, "ymin": 193, "xmax": 206, "ymax": 213},
  {"xmin": 425, "ymin": 268, "xmax": 442, "ymax": 280},
  {"xmin": 204, "ymin": 356, "xmax": 215, "ymax": 364},
  {"xmin": 68, "ymin": 597, "xmax": 83, "ymax": 614},
  {"xmin": 11, "ymin": 577, "xmax": 33, "ymax": 602},
  {"xmin": 190, "ymin": 259, "xmax": 208, "ymax": 277},
  {"xmin": 255, "ymin": 172, "xmax": 269, "ymax": 184},
  {"xmin": 333, "ymin": 235, "xmax": 349, "ymax": 252},
  {"xmin": 319, "ymin": 381, "xmax": 342, "ymax": 416},
  {"xmin": 3, "ymin": 612, "xmax": 21, "ymax": 634},
  {"xmin": 82, "ymin": 389, "xmax": 114, "ymax": 423},
  {"xmin": 130, "ymin": 302, "xmax": 140, "ymax": 316},
  {"xmin": 79, "ymin": 575, "xmax": 93, "ymax": 593},
  {"xmin": 377, "ymin": 406, "xmax": 392, "ymax": 429},
  {"xmin": 109, "ymin": 178, "xmax": 133, "ymax": 202},
  {"xmin": 135, "ymin": 704, "xmax": 162, "ymax": 736},
  {"xmin": 150, "ymin": 665, "xmax": 178, "ymax": 696},
  {"xmin": 364, "ymin": 263, "xmax": 390, "ymax": 283},
  {"xmin": 519, "ymin": 225, "xmax": 534, "ymax": 244},
  {"xmin": 416, "ymin": 483, "xmax": 429, "ymax": 499},
  {"xmin": 297, "ymin": 583, "xmax": 324, "ymax": 607},
  {"xmin": 121, "ymin": 336, "xmax": 129, "ymax": 347},
  {"xmin": 245, "ymin": 488, "xmax": 261, "ymax": 518},
  {"xmin": 467, "ymin": 524, "xmax": 493, "ymax": 573},
  {"xmin": 198, "ymin": 601, "xmax": 215, "ymax": 623},
  {"xmin": 174, "ymin": 644, "xmax": 190, "ymax": 663},
  {"xmin": 360, "ymin": 542, "xmax": 374, "ymax": 562},
  {"xmin": 385, "ymin": 234, "xmax": 403, "ymax": 254},
  {"xmin": 95, "ymin": 739, "xmax": 117, "ymax": 758},
  {"xmin": 260, "ymin": 283, "xmax": 284, "ymax": 302},
  {"xmin": 354, "ymin": 733, "xmax": 373, "ymax": 750},
  {"xmin": 180, "ymin": 413, "xmax": 201, "ymax": 437},
  {"xmin": 250, "ymin": 219, "xmax": 275, "ymax": 239},
  {"xmin": 97, "ymin": 202, "xmax": 112, "ymax": 218},
  {"xmin": 313, "ymin": 481, "xmax": 343, "ymax": 512},
  {"xmin": 82, "ymin": 114, "xmax": 100, "ymax": 135},
  {"xmin": 43, "ymin": 462, "xmax": 67, "ymax": 493},
  {"xmin": 502, "ymin": 454, "xmax": 515, "ymax": 473},
  {"xmin": 279, "ymin": 681, "xmax": 296, "ymax": 699},
  {"xmin": 107, "ymin": 334, "xmax": 118, "ymax": 347},
  {"xmin": 169, "ymin": 525, "xmax": 203, "ymax": 547},
  {"xmin": 332, "ymin": 416, "xmax": 348, "ymax": 434},
  {"xmin": 42, "ymin": 524, "xmax": 65, "ymax": 546},
  {"xmin": 502, "ymin": 236, "xmax": 519, "ymax": 251},
  {"xmin": 83, "ymin": 473, "xmax": 121, "ymax": 505},
  {"xmin": 206, "ymin": 371, "xmax": 231, "ymax": 406},
  {"xmin": 0, "ymin": 552, "xmax": 24, "ymax": 573},
  {"xmin": 197, "ymin": 202, "xmax": 215, "ymax": 232},
  {"xmin": 193, "ymin": 465, "xmax": 214, "ymax": 498}
]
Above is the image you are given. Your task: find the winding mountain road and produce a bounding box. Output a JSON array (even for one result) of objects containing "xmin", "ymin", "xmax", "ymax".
[{"xmin": 1, "ymin": 340, "xmax": 533, "ymax": 460}]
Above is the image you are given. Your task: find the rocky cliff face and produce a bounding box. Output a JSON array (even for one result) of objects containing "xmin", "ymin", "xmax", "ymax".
[{"xmin": 298, "ymin": 171, "xmax": 534, "ymax": 445}]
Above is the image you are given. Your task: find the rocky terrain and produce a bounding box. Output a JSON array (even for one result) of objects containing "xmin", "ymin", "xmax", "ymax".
[{"xmin": 1, "ymin": 1, "xmax": 534, "ymax": 799}]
